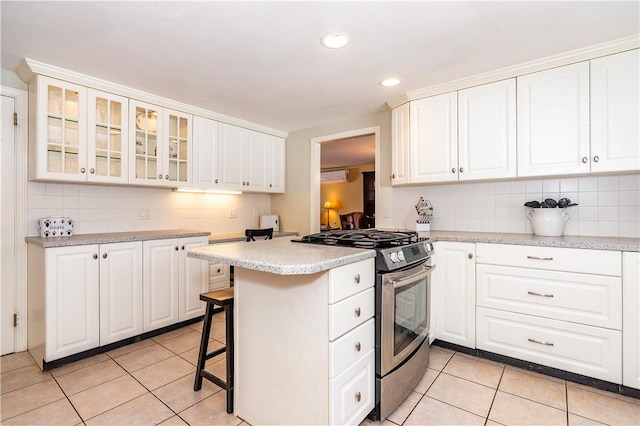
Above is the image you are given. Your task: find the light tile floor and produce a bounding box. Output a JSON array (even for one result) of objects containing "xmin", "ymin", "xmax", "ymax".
[{"xmin": 2, "ymin": 311, "xmax": 639, "ymax": 425}]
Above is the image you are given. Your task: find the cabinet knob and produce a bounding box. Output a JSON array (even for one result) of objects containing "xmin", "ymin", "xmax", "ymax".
[
  {"xmin": 215, "ymin": 179, "xmax": 219, "ymax": 184},
  {"xmin": 93, "ymin": 253, "xmax": 98, "ymax": 260},
  {"xmin": 165, "ymin": 175, "xmax": 169, "ymax": 180},
  {"xmin": 175, "ymin": 246, "xmax": 179, "ymax": 251},
  {"xmin": 181, "ymin": 245, "xmax": 185, "ymax": 250},
  {"xmin": 247, "ymin": 181, "xmax": 250, "ymax": 185},
  {"xmin": 354, "ymin": 274, "xmax": 361, "ymax": 284},
  {"xmin": 102, "ymin": 253, "xmax": 107, "ymax": 259},
  {"xmin": 158, "ymin": 174, "xmax": 163, "ymax": 179},
  {"xmin": 593, "ymin": 155, "xmax": 600, "ymax": 163},
  {"xmin": 355, "ymin": 307, "xmax": 361, "ymax": 317},
  {"xmin": 451, "ymin": 168, "xmax": 456, "ymax": 173},
  {"xmin": 355, "ymin": 392, "xmax": 361, "ymax": 402},
  {"xmin": 90, "ymin": 168, "xmax": 95, "ymax": 174},
  {"xmin": 460, "ymin": 167, "xmax": 464, "ymax": 173},
  {"xmin": 355, "ymin": 342, "xmax": 361, "ymax": 352},
  {"xmin": 217, "ymin": 268, "xmax": 221, "ymax": 273},
  {"xmin": 81, "ymin": 167, "xmax": 86, "ymax": 173},
  {"xmin": 269, "ymin": 184, "xmax": 272, "ymax": 187},
  {"xmin": 391, "ymin": 174, "xmax": 395, "ymax": 179},
  {"xmin": 468, "ymin": 253, "xmax": 473, "ymax": 259},
  {"xmin": 581, "ymin": 157, "xmax": 588, "ymax": 164}
]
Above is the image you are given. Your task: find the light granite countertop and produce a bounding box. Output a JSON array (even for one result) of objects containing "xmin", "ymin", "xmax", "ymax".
[
  {"xmin": 188, "ymin": 236, "xmax": 376, "ymax": 275},
  {"xmin": 420, "ymin": 231, "xmax": 640, "ymax": 252},
  {"xmin": 208, "ymin": 231, "xmax": 298, "ymax": 244},
  {"xmin": 25, "ymin": 229, "xmax": 211, "ymax": 248}
]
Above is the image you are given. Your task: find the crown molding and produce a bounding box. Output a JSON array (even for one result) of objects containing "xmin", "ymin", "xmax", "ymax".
[
  {"xmin": 387, "ymin": 34, "xmax": 640, "ymax": 109},
  {"xmin": 16, "ymin": 58, "xmax": 289, "ymax": 138}
]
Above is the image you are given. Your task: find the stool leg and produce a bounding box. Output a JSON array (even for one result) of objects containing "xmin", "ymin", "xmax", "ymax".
[
  {"xmin": 226, "ymin": 303, "xmax": 234, "ymax": 414},
  {"xmin": 194, "ymin": 302, "xmax": 215, "ymax": 391}
]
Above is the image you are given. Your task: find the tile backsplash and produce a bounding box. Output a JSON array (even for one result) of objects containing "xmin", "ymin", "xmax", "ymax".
[
  {"xmin": 27, "ymin": 182, "xmax": 272, "ymax": 237},
  {"xmin": 389, "ymin": 173, "xmax": 640, "ymax": 238}
]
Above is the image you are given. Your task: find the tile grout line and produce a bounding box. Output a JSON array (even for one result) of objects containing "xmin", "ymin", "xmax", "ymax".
[{"xmin": 483, "ymin": 363, "xmax": 505, "ymax": 426}]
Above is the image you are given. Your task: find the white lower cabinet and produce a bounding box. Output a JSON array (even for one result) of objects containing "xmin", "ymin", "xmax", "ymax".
[
  {"xmin": 623, "ymin": 252, "xmax": 640, "ymax": 389},
  {"xmin": 209, "ymin": 262, "xmax": 230, "ymax": 291},
  {"xmin": 432, "ymin": 241, "xmax": 476, "ymax": 348},
  {"xmin": 143, "ymin": 236, "xmax": 209, "ymax": 331},
  {"xmin": 99, "ymin": 242, "xmax": 143, "ymax": 346}
]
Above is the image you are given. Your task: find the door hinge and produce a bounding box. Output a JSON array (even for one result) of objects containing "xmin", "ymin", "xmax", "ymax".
[
  {"xmin": 13, "ymin": 112, "xmax": 18, "ymax": 126},
  {"xmin": 13, "ymin": 313, "xmax": 17, "ymax": 327}
]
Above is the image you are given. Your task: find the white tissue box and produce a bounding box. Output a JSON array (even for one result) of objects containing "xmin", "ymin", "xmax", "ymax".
[{"xmin": 38, "ymin": 217, "xmax": 74, "ymax": 237}]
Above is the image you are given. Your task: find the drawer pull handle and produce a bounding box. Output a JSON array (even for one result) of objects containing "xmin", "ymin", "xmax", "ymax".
[
  {"xmin": 354, "ymin": 274, "xmax": 361, "ymax": 284},
  {"xmin": 528, "ymin": 338, "xmax": 554, "ymax": 346},
  {"xmin": 527, "ymin": 291, "xmax": 554, "ymax": 298},
  {"xmin": 355, "ymin": 307, "xmax": 361, "ymax": 317},
  {"xmin": 355, "ymin": 342, "xmax": 361, "ymax": 352},
  {"xmin": 355, "ymin": 392, "xmax": 361, "ymax": 402},
  {"xmin": 526, "ymin": 255, "xmax": 553, "ymax": 261}
]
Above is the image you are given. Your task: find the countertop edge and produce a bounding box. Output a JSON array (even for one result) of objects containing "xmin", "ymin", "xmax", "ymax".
[{"xmin": 25, "ymin": 229, "xmax": 211, "ymax": 248}]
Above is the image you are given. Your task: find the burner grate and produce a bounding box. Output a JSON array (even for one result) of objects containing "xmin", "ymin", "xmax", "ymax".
[{"xmin": 300, "ymin": 229, "xmax": 418, "ymax": 248}]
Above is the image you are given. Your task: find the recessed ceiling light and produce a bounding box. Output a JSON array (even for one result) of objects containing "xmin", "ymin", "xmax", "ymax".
[
  {"xmin": 320, "ymin": 33, "xmax": 350, "ymax": 49},
  {"xmin": 380, "ymin": 78, "xmax": 400, "ymax": 87}
]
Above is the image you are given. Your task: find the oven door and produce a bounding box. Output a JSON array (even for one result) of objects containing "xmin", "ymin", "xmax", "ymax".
[{"xmin": 380, "ymin": 261, "xmax": 435, "ymax": 376}]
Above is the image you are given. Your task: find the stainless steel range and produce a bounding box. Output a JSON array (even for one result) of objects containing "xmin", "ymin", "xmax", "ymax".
[{"xmin": 296, "ymin": 229, "xmax": 435, "ymax": 420}]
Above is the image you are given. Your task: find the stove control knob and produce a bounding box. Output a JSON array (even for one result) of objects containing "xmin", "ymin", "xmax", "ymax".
[
  {"xmin": 389, "ymin": 252, "xmax": 399, "ymax": 263},
  {"xmin": 397, "ymin": 251, "xmax": 405, "ymax": 262}
]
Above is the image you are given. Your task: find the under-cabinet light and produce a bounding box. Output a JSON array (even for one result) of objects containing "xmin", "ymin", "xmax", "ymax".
[{"xmin": 173, "ymin": 188, "xmax": 242, "ymax": 195}]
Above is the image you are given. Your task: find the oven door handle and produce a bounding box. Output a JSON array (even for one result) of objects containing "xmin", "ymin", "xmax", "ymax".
[{"xmin": 391, "ymin": 264, "xmax": 436, "ymax": 289}]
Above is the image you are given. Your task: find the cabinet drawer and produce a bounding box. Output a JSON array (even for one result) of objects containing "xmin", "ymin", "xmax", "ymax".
[
  {"xmin": 329, "ymin": 349, "xmax": 375, "ymax": 426},
  {"xmin": 329, "ymin": 319, "xmax": 374, "ymax": 379},
  {"xmin": 476, "ymin": 243, "xmax": 621, "ymax": 276},
  {"xmin": 328, "ymin": 258, "xmax": 374, "ymax": 304},
  {"xmin": 477, "ymin": 264, "xmax": 621, "ymax": 329},
  {"xmin": 329, "ymin": 287, "xmax": 374, "ymax": 341},
  {"xmin": 476, "ymin": 307, "xmax": 622, "ymax": 383}
]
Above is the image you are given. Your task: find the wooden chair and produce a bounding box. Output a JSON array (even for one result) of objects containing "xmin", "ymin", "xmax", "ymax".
[{"xmin": 245, "ymin": 228, "xmax": 274, "ymax": 241}]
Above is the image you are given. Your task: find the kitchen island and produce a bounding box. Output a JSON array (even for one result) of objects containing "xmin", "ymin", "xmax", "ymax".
[{"xmin": 188, "ymin": 237, "xmax": 377, "ymax": 425}]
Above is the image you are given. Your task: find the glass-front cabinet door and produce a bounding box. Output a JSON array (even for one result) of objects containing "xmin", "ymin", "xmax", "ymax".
[
  {"xmin": 87, "ymin": 90, "xmax": 128, "ymax": 184},
  {"xmin": 164, "ymin": 109, "xmax": 192, "ymax": 186},
  {"xmin": 31, "ymin": 76, "xmax": 88, "ymax": 182},
  {"xmin": 129, "ymin": 100, "xmax": 163, "ymax": 186}
]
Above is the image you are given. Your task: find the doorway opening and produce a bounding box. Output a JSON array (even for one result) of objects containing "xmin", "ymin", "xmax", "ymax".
[{"xmin": 309, "ymin": 126, "xmax": 380, "ymax": 233}]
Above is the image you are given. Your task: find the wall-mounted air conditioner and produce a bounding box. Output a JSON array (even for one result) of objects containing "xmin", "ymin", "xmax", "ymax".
[{"xmin": 320, "ymin": 169, "xmax": 349, "ymax": 183}]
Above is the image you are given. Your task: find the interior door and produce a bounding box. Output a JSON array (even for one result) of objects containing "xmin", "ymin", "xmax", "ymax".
[{"xmin": 1, "ymin": 95, "xmax": 16, "ymax": 355}]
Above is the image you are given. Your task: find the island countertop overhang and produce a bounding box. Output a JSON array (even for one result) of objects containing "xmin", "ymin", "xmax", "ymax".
[{"xmin": 187, "ymin": 236, "xmax": 376, "ymax": 275}]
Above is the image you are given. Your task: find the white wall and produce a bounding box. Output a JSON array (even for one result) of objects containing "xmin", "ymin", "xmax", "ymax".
[
  {"xmin": 385, "ymin": 173, "xmax": 640, "ymax": 238},
  {"xmin": 27, "ymin": 182, "xmax": 272, "ymax": 237}
]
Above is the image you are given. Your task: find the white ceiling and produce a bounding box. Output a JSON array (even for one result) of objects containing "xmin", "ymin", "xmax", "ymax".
[{"xmin": 1, "ymin": 1, "xmax": 639, "ymax": 135}]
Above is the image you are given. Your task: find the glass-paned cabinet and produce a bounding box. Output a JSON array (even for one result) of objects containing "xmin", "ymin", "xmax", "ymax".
[
  {"xmin": 129, "ymin": 100, "xmax": 191, "ymax": 187},
  {"xmin": 30, "ymin": 76, "xmax": 88, "ymax": 182},
  {"xmin": 87, "ymin": 90, "xmax": 129, "ymax": 184}
]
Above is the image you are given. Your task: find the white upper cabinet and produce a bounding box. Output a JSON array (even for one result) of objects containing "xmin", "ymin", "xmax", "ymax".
[
  {"xmin": 590, "ymin": 50, "xmax": 640, "ymax": 173},
  {"xmin": 517, "ymin": 62, "xmax": 590, "ymax": 177},
  {"xmin": 391, "ymin": 103, "xmax": 410, "ymax": 186},
  {"xmin": 458, "ymin": 79, "xmax": 516, "ymax": 180},
  {"xmin": 267, "ymin": 134, "xmax": 285, "ymax": 193},
  {"xmin": 217, "ymin": 122, "xmax": 248, "ymax": 191},
  {"xmin": 29, "ymin": 75, "xmax": 88, "ymax": 182},
  {"xmin": 192, "ymin": 116, "xmax": 220, "ymax": 188},
  {"xmin": 87, "ymin": 90, "xmax": 129, "ymax": 184},
  {"xmin": 246, "ymin": 130, "xmax": 270, "ymax": 192},
  {"xmin": 129, "ymin": 101, "xmax": 192, "ymax": 187},
  {"xmin": 410, "ymin": 92, "xmax": 458, "ymax": 183}
]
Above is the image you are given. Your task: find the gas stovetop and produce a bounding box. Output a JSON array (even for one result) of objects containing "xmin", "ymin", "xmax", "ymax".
[{"xmin": 296, "ymin": 229, "xmax": 421, "ymax": 249}]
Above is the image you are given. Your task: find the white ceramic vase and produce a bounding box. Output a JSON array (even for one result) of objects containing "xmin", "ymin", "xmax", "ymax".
[{"xmin": 526, "ymin": 208, "xmax": 571, "ymax": 237}]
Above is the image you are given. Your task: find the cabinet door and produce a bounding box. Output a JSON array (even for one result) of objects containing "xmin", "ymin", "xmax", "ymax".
[
  {"xmin": 245, "ymin": 130, "xmax": 270, "ymax": 192},
  {"xmin": 179, "ymin": 237, "xmax": 209, "ymax": 321},
  {"xmin": 432, "ymin": 241, "xmax": 476, "ymax": 348},
  {"xmin": 623, "ymin": 252, "xmax": 640, "ymax": 389},
  {"xmin": 192, "ymin": 116, "xmax": 220, "ymax": 188},
  {"xmin": 30, "ymin": 75, "xmax": 88, "ymax": 182},
  {"xmin": 458, "ymin": 79, "xmax": 516, "ymax": 180},
  {"xmin": 410, "ymin": 93, "xmax": 458, "ymax": 183},
  {"xmin": 591, "ymin": 50, "xmax": 640, "ymax": 174},
  {"xmin": 99, "ymin": 242, "xmax": 143, "ymax": 346},
  {"xmin": 218, "ymin": 122, "xmax": 247, "ymax": 190},
  {"xmin": 209, "ymin": 263, "xmax": 230, "ymax": 291},
  {"xmin": 517, "ymin": 62, "xmax": 590, "ymax": 177},
  {"xmin": 87, "ymin": 90, "xmax": 129, "ymax": 184},
  {"xmin": 130, "ymin": 100, "xmax": 164, "ymax": 186},
  {"xmin": 267, "ymin": 135, "xmax": 285, "ymax": 193},
  {"xmin": 45, "ymin": 245, "xmax": 99, "ymax": 360},
  {"xmin": 164, "ymin": 109, "xmax": 192, "ymax": 187},
  {"xmin": 391, "ymin": 103, "xmax": 410, "ymax": 186},
  {"xmin": 143, "ymin": 239, "xmax": 179, "ymax": 331}
]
